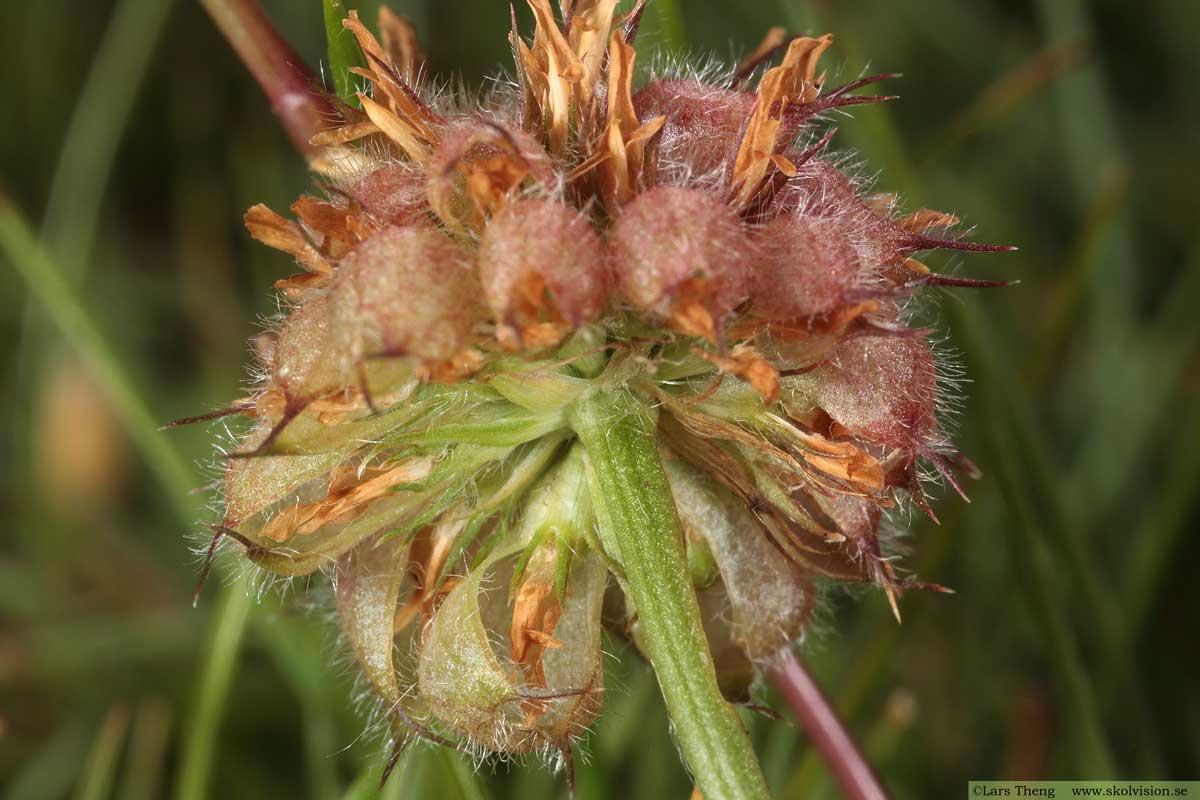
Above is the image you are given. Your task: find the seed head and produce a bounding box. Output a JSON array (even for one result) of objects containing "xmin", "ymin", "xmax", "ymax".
[{"xmin": 185, "ymin": 1, "xmax": 1011, "ymax": 778}]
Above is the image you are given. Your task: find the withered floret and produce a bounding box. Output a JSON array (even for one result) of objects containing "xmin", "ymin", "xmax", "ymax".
[{"xmin": 425, "ymin": 118, "xmax": 554, "ymax": 231}]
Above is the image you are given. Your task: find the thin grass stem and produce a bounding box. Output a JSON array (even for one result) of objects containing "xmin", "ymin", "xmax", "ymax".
[{"xmin": 770, "ymin": 651, "xmax": 890, "ymax": 800}]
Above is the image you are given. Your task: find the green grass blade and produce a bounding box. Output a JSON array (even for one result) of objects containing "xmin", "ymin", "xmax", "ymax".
[
  {"xmin": 40, "ymin": 0, "xmax": 176, "ymax": 281},
  {"xmin": 647, "ymin": 0, "xmax": 686, "ymax": 52},
  {"xmin": 0, "ymin": 197, "xmax": 197, "ymax": 522},
  {"xmin": 118, "ymin": 700, "xmax": 173, "ymax": 800},
  {"xmin": 254, "ymin": 613, "xmax": 341, "ymax": 800},
  {"xmin": 948, "ymin": 299, "xmax": 1117, "ymax": 776},
  {"xmin": 174, "ymin": 579, "xmax": 254, "ymax": 800},
  {"xmin": 4, "ymin": 719, "xmax": 92, "ymax": 800},
  {"xmin": 324, "ymin": 0, "xmax": 365, "ymax": 105},
  {"xmin": 74, "ymin": 706, "xmax": 131, "ymax": 800}
]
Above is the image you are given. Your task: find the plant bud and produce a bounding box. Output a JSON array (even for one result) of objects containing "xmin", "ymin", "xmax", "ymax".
[
  {"xmin": 608, "ymin": 186, "xmax": 750, "ymax": 336},
  {"xmin": 478, "ymin": 198, "xmax": 608, "ymax": 346},
  {"xmin": 330, "ymin": 226, "xmax": 480, "ymax": 367}
]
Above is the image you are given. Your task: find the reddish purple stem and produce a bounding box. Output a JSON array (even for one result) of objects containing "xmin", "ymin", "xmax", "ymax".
[
  {"xmin": 769, "ymin": 650, "xmax": 891, "ymax": 800},
  {"xmin": 200, "ymin": 0, "xmax": 335, "ymax": 160}
]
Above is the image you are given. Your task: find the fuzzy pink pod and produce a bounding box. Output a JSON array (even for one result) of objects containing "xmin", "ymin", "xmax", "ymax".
[
  {"xmin": 271, "ymin": 293, "xmax": 342, "ymax": 402},
  {"xmin": 330, "ymin": 226, "xmax": 480, "ymax": 364},
  {"xmin": 608, "ymin": 185, "xmax": 751, "ymax": 325},
  {"xmin": 791, "ymin": 335, "xmax": 939, "ymax": 452},
  {"xmin": 632, "ymin": 79, "xmax": 755, "ymax": 179},
  {"xmin": 477, "ymin": 197, "xmax": 609, "ymax": 329},
  {"xmin": 350, "ymin": 162, "xmax": 430, "ymax": 227},
  {"xmin": 779, "ymin": 158, "xmax": 985, "ymax": 271},
  {"xmin": 774, "ymin": 160, "xmax": 906, "ymax": 267},
  {"xmin": 749, "ymin": 213, "xmax": 864, "ymax": 320}
]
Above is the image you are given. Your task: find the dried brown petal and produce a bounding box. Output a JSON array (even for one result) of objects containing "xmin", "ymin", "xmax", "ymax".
[
  {"xmin": 244, "ymin": 204, "xmax": 330, "ymax": 274},
  {"xmin": 731, "ymin": 35, "xmax": 833, "ymax": 209},
  {"xmin": 377, "ymin": 7, "xmax": 425, "ymax": 84},
  {"xmin": 594, "ymin": 32, "xmax": 665, "ymax": 209},
  {"xmin": 695, "ymin": 345, "xmax": 781, "ymax": 406}
]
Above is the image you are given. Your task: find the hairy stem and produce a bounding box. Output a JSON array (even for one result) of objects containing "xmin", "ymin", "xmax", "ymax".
[
  {"xmin": 769, "ymin": 650, "xmax": 889, "ymax": 800},
  {"xmin": 200, "ymin": 0, "xmax": 334, "ymax": 159},
  {"xmin": 571, "ymin": 390, "xmax": 769, "ymax": 800}
]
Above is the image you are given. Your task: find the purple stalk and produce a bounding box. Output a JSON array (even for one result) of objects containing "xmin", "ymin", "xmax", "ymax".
[
  {"xmin": 200, "ymin": 0, "xmax": 335, "ymax": 160},
  {"xmin": 769, "ymin": 650, "xmax": 891, "ymax": 800}
]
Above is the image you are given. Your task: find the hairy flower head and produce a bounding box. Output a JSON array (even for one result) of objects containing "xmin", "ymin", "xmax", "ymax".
[{"xmin": 187, "ymin": 0, "xmax": 1010, "ymax": 781}]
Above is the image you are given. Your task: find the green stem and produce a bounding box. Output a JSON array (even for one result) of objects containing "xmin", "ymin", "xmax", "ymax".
[{"xmin": 570, "ymin": 390, "xmax": 769, "ymax": 800}]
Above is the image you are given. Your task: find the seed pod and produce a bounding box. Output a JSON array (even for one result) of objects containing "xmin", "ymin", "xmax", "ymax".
[
  {"xmin": 336, "ymin": 533, "xmax": 414, "ymax": 712},
  {"xmin": 750, "ymin": 213, "xmax": 863, "ymax": 319},
  {"xmin": 632, "ymin": 79, "xmax": 754, "ymax": 179},
  {"xmin": 350, "ymin": 162, "xmax": 430, "ymax": 227},
  {"xmin": 478, "ymin": 198, "xmax": 608, "ymax": 347},
  {"xmin": 330, "ymin": 226, "xmax": 481, "ymax": 368},
  {"xmin": 417, "ymin": 541, "xmax": 606, "ymax": 753},
  {"xmin": 608, "ymin": 186, "xmax": 750, "ymax": 337},
  {"xmin": 416, "ymin": 448, "xmax": 605, "ymax": 754},
  {"xmin": 783, "ymin": 335, "xmax": 939, "ymax": 452},
  {"xmin": 779, "ymin": 159, "xmax": 913, "ymax": 269},
  {"xmin": 271, "ymin": 293, "xmax": 343, "ymax": 403}
]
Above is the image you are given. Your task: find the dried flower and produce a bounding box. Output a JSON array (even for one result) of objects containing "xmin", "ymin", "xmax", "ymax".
[{"xmin": 189, "ymin": 3, "xmax": 1010, "ymax": 795}]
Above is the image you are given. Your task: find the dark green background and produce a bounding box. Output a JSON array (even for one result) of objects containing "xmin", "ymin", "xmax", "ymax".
[{"xmin": 2, "ymin": 1, "xmax": 1198, "ymax": 798}]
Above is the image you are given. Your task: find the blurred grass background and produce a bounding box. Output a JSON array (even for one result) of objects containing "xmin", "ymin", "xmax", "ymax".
[{"xmin": 2, "ymin": 0, "xmax": 1198, "ymax": 797}]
